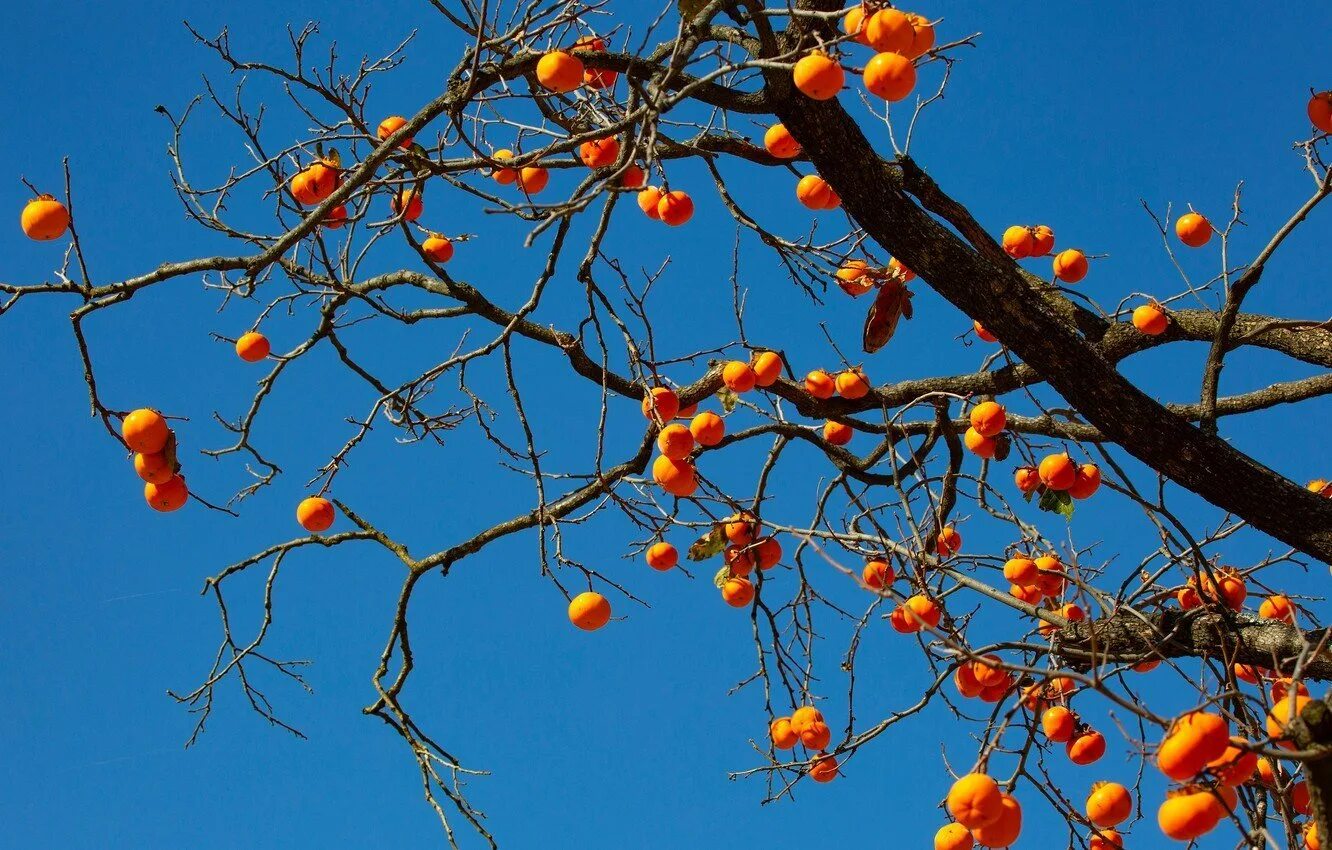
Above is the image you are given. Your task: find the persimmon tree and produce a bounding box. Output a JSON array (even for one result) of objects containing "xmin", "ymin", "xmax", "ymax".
[{"xmin": 8, "ymin": 1, "xmax": 1332, "ymax": 847}]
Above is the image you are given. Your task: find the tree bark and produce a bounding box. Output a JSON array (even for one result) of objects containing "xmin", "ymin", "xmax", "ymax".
[{"xmin": 1055, "ymin": 612, "xmax": 1332, "ymax": 681}]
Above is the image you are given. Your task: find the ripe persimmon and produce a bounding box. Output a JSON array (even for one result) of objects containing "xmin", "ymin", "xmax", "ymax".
[
  {"xmin": 725, "ymin": 512, "xmax": 760, "ymax": 546},
  {"xmin": 689, "ymin": 411, "xmax": 725, "ymax": 446},
  {"xmin": 536, "ymin": 51, "xmax": 583, "ymax": 93},
  {"xmin": 1089, "ymin": 829, "xmax": 1123, "ymax": 850},
  {"xmin": 763, "ymin": 123, "xmax": 801, "ymax": 159},
  {"xmin": 1002, "ymin": 225, "xmax": 1034, "ymax": 259},
  {"xmin": 800, "ymin": 719, "xmax": 832, "ymax": 750},
  {"xmin": 1004, "ymin": 556, "xmax": 1038, "ymax": 586},
  {"xmin": 904, "ymin": 594, "xmax": 941, "ymax": 630},
  {"xmin": 969, "ymin": 401, "xmax": 1006, "ymax": 437},
  {"xmin": 322, "ymin": 204, "xmax": 348, "ymax": 228},
  {"xmin": 793, "ymin": 52, "xmax": 844, "ymax": 100},
  {"xmin": 721, "ymin": 575, "xmax": 755, "ymax": 607},
  {"xmin": 1031, "ymin": 225, "xmax": 1055, "ymax": 257},
  {"xmin": 970, "ymin": 793, "xmax": 1022, "ymax": 848},
  {"xmin": 1014, "ymin": 466, "xmax": 1040, "ymax": 494},
  {"xmin": 1196, "ymin": 569, "xmax": 1246, "ymax": 610},
  {"xmin": 642, "ymin": 386, "xmax": 680, "ymax": 422},
  {"xmin": 722, "ymin": 360, "xmax": 757, "ymax": 392},
  {"xmin": 652, "ymin": 455, "xmax": 697, "ymax": 497},
  {"xmin": 145, "ymin": 475, "xmax": 189, "ymax": 512},
  {"xmin": 725, "ymin": 545, "xmax": 755, "ymax": 576},
  {"xmin": 235, "ymin": 331, "xmax": 270, "ymax": 363},
  {"xmin": 1266, "ymin": 694, "xmax": 1312, "ymax": 747},
  {"xmin": 934, "ymin": 823, "xmax": 973, "ymax": 850},
  {"xmin": 1259, "ymin": 594, "xmax": 1295, "ymax": 623},
  {"xmin": 753, "ymin": 537, "xmax": 782, "ymax": 570},
  {"xmin": 1042, "ymin": 706, "xmax": 1076, "ymax": 742},
  {"xmin": 122, "ymin": 408, "xmax": 170, "ymax": 454},
  {"xmin": 946, "ymin": 773, "xmax": 1004, "ymax": 830},
  {"xmin": 579, "ymin": 137, "xmax": 619, "ymax": 168},
  {"xmin": 936, "ymin": 525, "xmax": 962, "ymax": 557},
  {"xmin": 863, "ymin": 51, "xmax": 916, "ymax": 101},
  {"xmin": 134, "ymin": 451, "xmax": 174, "ymax": 485},
  {"xmin": 790, "ymin": 705, "xmax": 822, "ymax": 734},
  {"xmin": 1157, "ymin": 712, "xmax": 1229, "ymax": 779},
  {"xmin": 422, "ymin": 235, "xmax": 454, "ymax": 264},
  {"xmin": 1034, "ymin": 554, "xmax": 1065, "ymax": 596},
  {"xmin": 392, "ymin": 188, "xmax": 424, "ymax": 221},
  {"xmin": 1053, "ymin": 249, "xmax": 1089, "ymax": 283},
  {"xmin": 491, "ymin": 149, "xmax": 518, "ymax": 184},
  {"xmin": 1086, "ymin": 782, "xmax": 1132, "ymax": 828},
  {"xmin": 376, "ymin": 115, "xmax": 413, "ymax": 148},
  {"xmin": 517, "ymin": 166, "xmax": 549, "ymax": 194},
  {"xmin": 297, "ymin": 496, "xmax": 335, "ymax": 532},
  {"xmin": 1176, "ymin": 585, "xmax": 1202, "ymax": 609},
  {"xmin": 866, "ymin": 10, "xmax": 914, "ymax": 54},
  {"xmin": 974, "ymin": 320, "xmax": 998, "ymax": 343},
  {"xmin": 835, "ymin": 368, "xmax": 871, "ymax": 399},
  {"xmin": 954, "ymin": 664, "xmax": 984, "ymax": 698},
  {"xmin": 618, "ymin": 164, "xmax": 646, "ymax": 188},
  {"xmin": 1038, "ymin": 453, "xmax": 1077, "ymax": 490},
  {"xmin": 808, "ymin": 753, "xmax": 839, "ymax": 782},
  {"xmin": 1310, "ymin": 92, "xmax": 1332, "ymax": 134},
  {"xmin": 796, "ymin": 174, "xmax": 840, "ymax": 210},
  {"xmin": 568, "ymin": 591, "xmax": 611, "ymax": 630},
  {"xmin": 657, "ymin": 190, "xmax": 694, "ymax": 225},
  {"xmin": 1206, "ymin": 738, "xmax": 1257, "ymax": 786},
  {"xmin": 804, "ymin": 369, "xmax": 836, "ymax": 399},
  {"xmin": 842, "ymin": 6, "xmax": 870, "ymax": 46},
  {"xmin": 836, "ymin": 260, "xmax": 874, "ymax": 296},
  {"xmin": 645, "ymin": 541, "xmax": 678, "ymax": 571},
  {"xmin": 657, "ymin": 423, "xmax": 694, "ymax": 460},
  {"xmin": 1067, "ymin": 729, "xmax": 1106, "ymax": 765},
  {"xmin": 862, "ymin": 559, "xmax": 894, "ymax": 589},
  {"xmin": 1133, "ymin": 303, "xmax": 1169, "ymax": 335},
  {"xmin": 770, "ymin": 717, "xmax": 798, "ymax": 749},
  {"xmin": 637, "ymin": 187, "xmax": 663, "ymax": 219},
  {"xmin": 1157, "ymin": 788, "xmax": 1220, "ymax": 841},
  {"xmin": 1175, "ymin": 212, "xmax": 1212, "ymax": 247},
  {"xmin": 968, "ymin": 655, "xmax": 1006, "ymax": 688},
  {"xmin": 20, "ymin": 195, "xmax": 69, "ymax": 240},
  {"xmin": 752, "ymin": 351, "xmax": 782, "ymax": 387},
  {"xmin": 824, "ymin": 420, "xmax": 853, "ymax": 446},
  {"xmin": 964, "ymin": 427, "xmax": 996, "ymax": 459},
  {"xmin": 1068, "ymin": 463, "xmax": 1102, "ymax": 499},
  {"xmin": 904, "ymin": 13, "xmax": 936, "ymax": 59},
  {"xmin": 290, "ymin": 160, "xmax": 339, "ymax": 205}
]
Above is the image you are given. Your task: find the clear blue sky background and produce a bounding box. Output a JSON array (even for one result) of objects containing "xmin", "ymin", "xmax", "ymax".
[{"xmin": 2, "ymin": 3, "xmax": 1329, "ymax": 848}]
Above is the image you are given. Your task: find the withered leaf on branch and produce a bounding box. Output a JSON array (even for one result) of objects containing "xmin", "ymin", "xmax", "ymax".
[
  {"xmin": 862, "ymin": 281, "xmax": 914, "ymax": 354},
  {"xmin": 718, "ymin": 386, "xmax": 739, "ymax": 413},
  {"xmin": 688, "ymin": 525, "xmax": 727, "ymax": 561}
]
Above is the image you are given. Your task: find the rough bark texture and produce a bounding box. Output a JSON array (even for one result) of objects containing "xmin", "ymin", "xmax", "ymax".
[
  {"xmin": 764, "ymin": 3, "xmax": 1332, "ymax": 564},
  {"xmin": 1055, "ymin": 612, "xmax": 1332, "ymax": 680},
  {"xmin": 1290, "ymin": 697, "xmax": 1332, "ymax": 844}
]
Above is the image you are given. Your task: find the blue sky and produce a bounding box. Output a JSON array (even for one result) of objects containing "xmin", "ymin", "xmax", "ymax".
[{"xmin": 2, "ymin": 2, "xmax": 1329, "ymax": 848}]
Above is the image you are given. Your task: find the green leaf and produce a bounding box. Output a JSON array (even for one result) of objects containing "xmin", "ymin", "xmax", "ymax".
[
  {"xmin": 718, "ymin": 387, "xmax": 739, "ymax": 413},
  {"xmin": 713, "ymin": 565, "xmax": 732, "ymax": 589},
  {"xmin": 1038, "ymin": 488, "xmax": 1075, "ymax": 520},
  {"xmin": 688, "ymin": 525, "xmax": 727, "ymax": 562}
]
